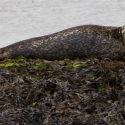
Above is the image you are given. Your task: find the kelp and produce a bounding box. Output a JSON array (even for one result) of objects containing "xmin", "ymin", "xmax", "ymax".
[{"xmin": 0, "ymin": 57, "xmax": 125, "ymax": 124}]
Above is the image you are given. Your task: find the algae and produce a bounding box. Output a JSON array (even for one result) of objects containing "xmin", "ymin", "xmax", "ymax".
[{"xmin": 0, "ymin": 58, "xmax": 125, "ymax": 124}]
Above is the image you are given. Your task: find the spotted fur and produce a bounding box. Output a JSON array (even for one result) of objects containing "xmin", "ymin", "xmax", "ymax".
[{"xmin": 0, "ymin": 25, "xmax": 125, "ymax": 60}]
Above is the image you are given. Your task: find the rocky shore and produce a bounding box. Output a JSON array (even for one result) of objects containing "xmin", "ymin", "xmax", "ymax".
[{"xmin": 0, "ymin": 57, "xmax": 125, "ymax": 125}]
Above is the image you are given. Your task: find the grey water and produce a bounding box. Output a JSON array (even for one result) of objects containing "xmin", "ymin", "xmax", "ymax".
[{"xmin": 0, "ymin": 0, "xmax": 125, "ymax": 47}]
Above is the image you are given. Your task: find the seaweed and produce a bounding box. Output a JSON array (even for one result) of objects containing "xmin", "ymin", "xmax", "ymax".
[{"xmin": 0, "ymin": 58, "xmax": 125, "ymax": 124}]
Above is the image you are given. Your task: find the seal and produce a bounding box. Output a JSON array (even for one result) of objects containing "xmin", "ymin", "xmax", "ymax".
[{"xmin": 0, "ymin": 25, "xmax": 125, "ymax": 61}]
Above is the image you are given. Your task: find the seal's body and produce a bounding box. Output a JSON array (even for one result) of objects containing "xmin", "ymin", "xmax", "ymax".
[{"xmin": 0, "ymin": 25, "xmax": 125, "ymax": 60}]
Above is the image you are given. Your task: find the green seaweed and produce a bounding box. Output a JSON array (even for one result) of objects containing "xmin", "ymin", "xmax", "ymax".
[
  {"xmin": 35, "ymin": 89, "xmax": 42, "ymax": 93},
  {"xmin": 0, "ymin": 62, "xmax": 25, "ymax": 67},
  {"xmin": 98, "ymin": 84, "xmax": 106, "ymax": 91},
  {"xmin": 68, "ymin": 63, "xmax": 87, "ymax": 71},
  {"xmin": 17, "ymin": 55, "xmax": 26, "ymax": 60},
  {"xmin": 115, "ymin": 76, "xmax": 120, "ymax": 82},
  {"xmin": 90, "ymin": 76, "xmax": 98, "ymax": 80},
  {"xmin": 32, "ymin": 64, "xmax": 50, "ymax": 70},
  {"xmin": 31, "ymin": 102, "xmax": 37, "ymax": 106},
  {"xmin": 27, "ymin": 77, "xmax": 38, "ymax": 82}
]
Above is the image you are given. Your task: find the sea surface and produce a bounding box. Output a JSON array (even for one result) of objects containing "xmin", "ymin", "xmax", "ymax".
[{"xmin": 0, "ymin": 0, "xmax": 125, "ymax": 47}]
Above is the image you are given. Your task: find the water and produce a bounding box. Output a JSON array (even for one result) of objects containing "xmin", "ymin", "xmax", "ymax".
[{"xmin": 0, "ymin": 0, "xmax": 125, "ymax": 47}]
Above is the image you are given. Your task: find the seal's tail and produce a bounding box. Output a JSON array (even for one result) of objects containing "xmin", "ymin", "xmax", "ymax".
[
  {"xmin": 0, "ymin": 48, "xmax": 4, "ymax": 54},
  {"xmin": 0, "ymin": 48, "xmax": 5, "ymax": 60}
]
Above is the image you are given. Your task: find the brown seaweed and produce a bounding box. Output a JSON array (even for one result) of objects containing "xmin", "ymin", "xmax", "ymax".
[{"xmin": 0, "ymin": 58, "xmax": 125, "ymax": 124}]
